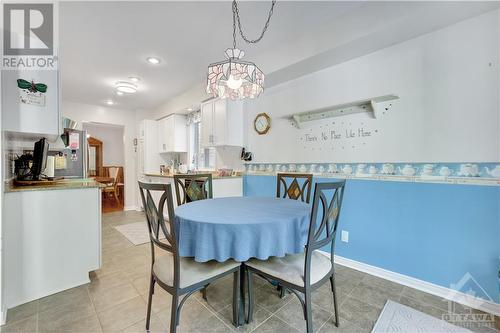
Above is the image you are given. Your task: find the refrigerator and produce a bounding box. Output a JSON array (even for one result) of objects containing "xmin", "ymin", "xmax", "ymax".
[{"xmin": 48, "ymin": 128, "xmax": 88, "ymax": 178}]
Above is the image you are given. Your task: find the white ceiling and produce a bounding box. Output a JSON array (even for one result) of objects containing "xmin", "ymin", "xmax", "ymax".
[{"xmin": 60, "ymin": 1, "xmax": 499, "ymax": 111}]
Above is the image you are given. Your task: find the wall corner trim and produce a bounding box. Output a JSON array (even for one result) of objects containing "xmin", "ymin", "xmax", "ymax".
[{"xmin": 318, "ymin": 251, "xmax": 500, "ymax": 317}]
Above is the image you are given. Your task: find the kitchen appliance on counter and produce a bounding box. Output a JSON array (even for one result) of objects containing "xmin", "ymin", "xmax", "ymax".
[{"xmin": 14, "ymin": 138, "xmax": 49, "ymax": 181}]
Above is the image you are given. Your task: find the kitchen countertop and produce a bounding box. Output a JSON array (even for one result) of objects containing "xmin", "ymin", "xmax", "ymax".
[
  {"xmin": 4, "ymin": 178, "xmax": 106, "ymax": 193},
  {"xmin": 144, "ymin": 173, "xmax": 243, "ymax": 179}
]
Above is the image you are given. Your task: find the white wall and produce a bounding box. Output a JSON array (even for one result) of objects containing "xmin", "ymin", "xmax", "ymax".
[
  {"xmin": 62, "ymin": 101, "xmax": 137, "ymax": 209},
  {"xmin": 244, "ymin": 10, "xmax": 500, "ymax": 164},
  {"xmin": 141, "ymin": 84, "xmax": 206, "ymax": 120},
  {"xmin": 83, "ymin": 123, "xmax": 125, "ymax": 166}
]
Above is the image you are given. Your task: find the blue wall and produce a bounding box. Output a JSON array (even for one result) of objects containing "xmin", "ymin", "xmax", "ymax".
[{"xmin": 244, "ymin": 175, "xmax": 500, "ymax": 304}]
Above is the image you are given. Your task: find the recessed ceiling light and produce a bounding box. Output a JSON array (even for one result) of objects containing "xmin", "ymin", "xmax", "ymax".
[
  {"xmin": 116, "ymin": 91, "xmax": 124, "ymax": 96},
  {"xmin": 115, "ymin": 81, "xmax": 137, "ymax": 94},
  {"xmin": 129, "ymin": 76, "xmax": 141, "ymax": 82},
  {"xmin": 146, "ymin": 57, "xmax": 161, "ymax": 65},
  {"xmin": 105, "ymin": 100, "xmax": 115, "ymax": 105},
  {"xmin": 186, "ymin": 107, "xmax": 193, "ymax": 111}
]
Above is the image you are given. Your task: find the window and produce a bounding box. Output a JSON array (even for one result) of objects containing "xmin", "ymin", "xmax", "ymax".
[{"xmin": 188, "ymin": 117, "xmax": 215, "ymax": 170}]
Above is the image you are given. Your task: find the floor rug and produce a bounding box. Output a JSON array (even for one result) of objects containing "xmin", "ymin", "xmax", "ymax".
[
  {"xmin": 371, "ymin": 300, "xmax": 473, "ymax": 333},
  {"xmin": 114, "ymin": 221, "xmax": 165, "ymax": 245}
]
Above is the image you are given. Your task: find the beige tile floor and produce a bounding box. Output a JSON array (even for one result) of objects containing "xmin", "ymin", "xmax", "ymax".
[{"xmin": 2, "ymin": 210, "xmax": 499, "ymax": 333}]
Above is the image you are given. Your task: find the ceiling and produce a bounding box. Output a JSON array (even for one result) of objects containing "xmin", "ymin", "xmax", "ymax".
[{"xmin": 60, "ymin": 1, "xmax": 499, "ymax": 111}]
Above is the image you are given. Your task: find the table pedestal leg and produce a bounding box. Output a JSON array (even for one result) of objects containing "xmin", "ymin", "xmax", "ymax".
[{"xmin": 239, "ymin": 265, "xmax": 246, "ymax": 326}]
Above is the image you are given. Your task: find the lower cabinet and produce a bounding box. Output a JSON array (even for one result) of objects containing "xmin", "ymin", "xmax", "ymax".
[{"xmin": 4, "ymin": 187, "xmax": 101, "ymax": 308}]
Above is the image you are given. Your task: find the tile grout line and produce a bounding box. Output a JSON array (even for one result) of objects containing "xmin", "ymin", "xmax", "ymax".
[
  {"xmin": 35, "ymin": 299, "xmax": 39, "ymax": 333},
  {"xmin": 86, "ymin": 283, "xmax": 105, "ymax": 333}
]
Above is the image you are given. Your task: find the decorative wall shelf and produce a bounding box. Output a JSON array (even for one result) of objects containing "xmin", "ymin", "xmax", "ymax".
[{"xmin": 289, "ymin": 94, "xmax": 399, "ymax": 128}]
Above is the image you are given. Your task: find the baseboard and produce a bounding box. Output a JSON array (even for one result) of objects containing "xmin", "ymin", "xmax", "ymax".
[
  {"xmin": 123, "ymin": 205, "xmax": 138, "ymax": 211},
  {"xmin": 319, "ymin": 251, "xmax": 500, "ymax": 317},
  {"xmin": 6, "ymin": 277, "xmax": 90, "ymax": 311},
  {"xmin": 1, "ymin": 309, "xmax": 6, "ymax": 326}
]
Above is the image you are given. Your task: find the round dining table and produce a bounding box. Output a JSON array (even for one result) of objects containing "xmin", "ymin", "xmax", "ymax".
[{"xmin": 174, "ymin": 196, "xmax": 311, "ymax": 263}]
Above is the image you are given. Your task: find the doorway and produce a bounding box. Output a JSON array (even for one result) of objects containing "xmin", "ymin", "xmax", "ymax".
[{"xmin": 83, "ymin": 122, "xmax": 125, "ymax": 213}]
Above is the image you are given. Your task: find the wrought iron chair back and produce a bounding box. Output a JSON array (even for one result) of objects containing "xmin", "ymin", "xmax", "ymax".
[
  {"xmin": 276, "ymin": 173, "xmax": 313, "ymax": 203},
  {"xmin": 304, "ymin": 181, "xmax": 346, "ymax": 286},
  {"xmin": 173, "ymin": 174, "xmax": 213, "ymax": 206},
  {"xmin": 137, "ymin": 181, "xmax": 180, "ymax": 285}
]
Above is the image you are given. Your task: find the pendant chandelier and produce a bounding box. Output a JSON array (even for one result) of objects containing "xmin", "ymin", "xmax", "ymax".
[{"xmin": 207, "ymin": 0, "xmax": 276, "ymax": 100}]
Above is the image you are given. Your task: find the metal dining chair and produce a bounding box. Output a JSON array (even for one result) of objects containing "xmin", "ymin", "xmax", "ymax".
[
  {"xmin": 173, "ymin": 173, "xmax": 213, "ymax": 206},
  {"xmin": 173, "ymin": 173, "xmax": 213, "ymax": 300},
  {"xmin": 245, "ymin": 181, "xmax": 346, "ymax": 333},
  {"xmin": 276, "ymin": 173, "xmax": 313, "ymax": 203},
  {"xmin": 138, "ymin": 181, "xmax": 241, "ymax": 332}
]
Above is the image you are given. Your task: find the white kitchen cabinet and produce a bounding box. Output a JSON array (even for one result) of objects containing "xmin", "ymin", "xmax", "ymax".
[
  {"xmin": 138, "ymin": 120, "xmax": 159, "ymax": 174},
  {"xmin": 158, "ymin": 114, "xmax": 187, "ymax": 153},
  {"xmin": 4, "ymin": 187, "xmax": 101, "ymax": 308},
  {"xmin": 1, "ymin": 69, "xmax": 60, "ymax": 139},
  {"xmin": 200, "ymin": 99, "xmax": 243, "ymax": 147}
]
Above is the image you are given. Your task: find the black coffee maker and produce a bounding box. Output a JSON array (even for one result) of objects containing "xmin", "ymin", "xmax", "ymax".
[{"xmin": 14, "ymin": 138, "xmax": 49, "ymax": 181}]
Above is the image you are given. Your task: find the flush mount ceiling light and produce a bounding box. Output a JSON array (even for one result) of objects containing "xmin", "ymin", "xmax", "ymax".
[
  {"xmin": 128, "ymin": 76, "xmax": 141, "ymax": 83},
  {"xmin": 105, "ymin": 100, "xmax": 115, "ymax": 105},
  {"xmin": 146, "ymin": 57, "xmax": 161, "ymax": 65},
  {"xmin": 207, "ymin": 0, "xmax": 276, "ymax": 100},
  {"xmin": 115, "ymin": 81, "xmax": 137, "ymax": 94},
  {"xmin": 116, "ymin": 91, "xmax": 124, "ymax": 96}
]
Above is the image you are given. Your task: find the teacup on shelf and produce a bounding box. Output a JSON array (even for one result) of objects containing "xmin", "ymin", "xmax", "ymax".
[
  {"xmin": 356, "ymin": 164, "xmax": 367, "ymax": 175},
  {"xmin": 381, "ymin": 163, "xmax": 395, "ymax": 174},
  {"xmin": 328, "ymin": 164, "xmax": 338, "ymax": 173},
  {"xmin": 289, "ymin": 164, "xmax": 297, "ymax": 172},
  {"xmin": 342, "ymin": 165, "xmax": 353, "ymax": 175},
  {"xmin": 421, "ymin": 164, "xmax": 434, "ymax": 176},
  {"xmin": 439, "ymin": 166, "xmax": 452, "ymax": 177},
  {"xmin": 399, "ymin": 164, "xmax": 417, "ymax": 176}
]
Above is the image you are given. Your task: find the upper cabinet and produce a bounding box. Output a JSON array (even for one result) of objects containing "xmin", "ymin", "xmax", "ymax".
[
  {"xmin": 158, "ymin": 114, "xmax": 187, "ymax": 153},
  {"xmin": 200, "ymin": 99, "xmax": 243, "ymax": 147},
  {"xmin": 1, "ymin": 69, "xmax": 60, "ymax": 138}
]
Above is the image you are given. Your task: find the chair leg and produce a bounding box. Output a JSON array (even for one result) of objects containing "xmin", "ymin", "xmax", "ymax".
[
  {"xmin": 145, "ymin": 275, "xmax": 155, "ymax": 330},
  {"xmin": 304, "ymin": 290, "xmax": 313, "ymax": 333},
  {"xmin": 113, "ymin": 191, "xmax": 120, "ymax": 205},
  {"xmin": 279, "ymin": 285, "xmax": 286, "ymax": 298},
  {"xmin": 232, "ymin": 269, "xmax": 241, "ymax": 327},
  {"xmin": 246, "ymin": 269, "xmax": 254, "ymax": 323},
  {"xmin": 202, "ymin": 285, "xmax": 208, "ymax": 301},
  {"xmin": 330, "ymin": 275, "xmax": 339, "ymax": 327},
  {"xmin": 170, "ymin": 294, "xmax": 179, "ymax": 333}
]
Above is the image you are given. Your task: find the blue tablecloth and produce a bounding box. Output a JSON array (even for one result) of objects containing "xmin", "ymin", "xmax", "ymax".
[{"xmin": 174, "ymin": 197, "xmax": 311, "ymax": 262}]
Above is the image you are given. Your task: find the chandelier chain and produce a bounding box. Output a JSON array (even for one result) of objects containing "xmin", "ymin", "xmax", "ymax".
[{"xmin": 232, "ymin": 0, "xmax": 276, "ymax": 48}]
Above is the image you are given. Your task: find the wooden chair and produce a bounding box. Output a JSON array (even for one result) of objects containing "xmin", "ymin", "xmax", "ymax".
[
  {"xmin": 138, "ymin": 181, "xmax": 241, "ymax": 333},
  {"xmin": 173, "ymin": 174, "xmax": 213, "ymax": 206},
  {"xmin": 246, "ymin": 181, "xmax": 346, "ymax": 333},
  {"xmin": 102, "ymin": 166, "xmax": 120, "ymax": 204},
  {"xmin": 277, "ymin": 173, "xmax": 313, "ymax": 203}
]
